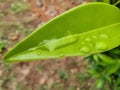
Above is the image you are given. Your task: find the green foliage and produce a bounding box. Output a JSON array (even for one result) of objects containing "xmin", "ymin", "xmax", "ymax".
[
  {"xmin": 86, "ymin": 2, "xmax": 120, "ymax": 88},
  {"xmin": 59, "ymin": 71, "xmax": 69, "ymax": 80},
  {"xmin": 87, "ymin": 52, "xmax": 120, "ymax": 89},
  {"xmin": 10, "ymin": 2, "xmax": 29, "ymax": 14},
  {"xmin": 0, "ymin": 41, "xmax": 7, "ymax": 53},
  {"xmin": 94, "ymin": 0, "xmax": 120, "ymax": 7},
  {"xmin": 4, "ymin": 2, "xmax": 120, "ymax": 62}
]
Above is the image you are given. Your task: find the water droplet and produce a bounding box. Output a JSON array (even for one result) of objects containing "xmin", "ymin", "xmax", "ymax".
[
  {"xmin": 28, "ymin": 47, "xmax": 36, "ymax": 51},
  {"xmin": 37, "ymin": 51, "xmax": 41, "ymax": 55},
  {"xmin": 80, "ymin": 46, "xmax": 90, "ymax": 53},
  {"xmin": 40, "ymin": 39, "xmax": 57, "ymax": 51},
  {"xmin": 46, "ymin": 35, "xmax": 79, "ymax": 51},
  {"xmin": 95, "ymin": 41, "xmax": 107, "ymax": 50},
  {"xmin": 59, "ymin": 53, "xmax": 65, "ymax": 57},
  {"xmin": 93, "ymin": 35, "xmax": 97, "ymax": 39},
  {"xmin": 81, "ymin": 42, "xmax": 85, "ymax": 44},
  {"xmin": 89, "ymin": 44, "xmax": 92, "ymax": 47},
  {"xmin": 85, "ymin": 38, "xmax": 91, "ymax": 41},
  {"xmin": 100, "ymin": 34, "xmax": 108, "ymax": 39},
  {"xmin": 37, "ymin": 45, "xmax": 49, "ymax": 51},
  {"xmin": 68, "ymin": 35, "xmax": 78, "ymax": 42}
]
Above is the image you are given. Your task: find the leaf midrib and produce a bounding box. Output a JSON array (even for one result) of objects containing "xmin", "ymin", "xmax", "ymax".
[{"xmin": 4, "ymin": 22, "xmax": 120, "ymax": 60}]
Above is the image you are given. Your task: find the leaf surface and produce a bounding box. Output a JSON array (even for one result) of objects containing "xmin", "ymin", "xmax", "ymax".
[{"xmin": 4, "ymin": 2, "xmax": 120, "ymax": 62}]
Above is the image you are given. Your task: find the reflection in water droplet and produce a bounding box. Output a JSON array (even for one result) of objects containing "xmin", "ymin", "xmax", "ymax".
[
  {"xmin": 100, "ymin": 34, "xmax": 108, "ymax": 39},
  {"xmin": 95, "ymin": 41, "xmax": 107, "ymax": 50},
  {"xmin": 80, "ymin": 46, "xmax": 90, "ymax": 53}
]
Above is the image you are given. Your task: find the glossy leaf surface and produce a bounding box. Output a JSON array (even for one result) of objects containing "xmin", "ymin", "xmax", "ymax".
[{"xmin": 4, "ymin": 2, "xmax": 120, "ymax": 62}]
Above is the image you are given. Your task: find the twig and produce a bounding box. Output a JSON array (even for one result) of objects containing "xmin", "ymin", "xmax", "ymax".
[{"xmin": 113, "ymin": 0, "xmax": 120, "ymax": 6}]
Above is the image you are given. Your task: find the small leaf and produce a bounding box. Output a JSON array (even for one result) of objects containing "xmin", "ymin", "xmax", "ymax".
[
  {"xmin": 106, "ymin": 63, "xmax": 119, "ymax": 75},
  {"xmin": 97, "ymin": 54, "xmax": 118, "ymax": 64},
  {"xmin": 116, "ymin": 78, "xmax": 120, "ymax": 85},
  {"xmin": 96, "ymin": 77, "xmax": 104, "ymax": 88},
  {"xmin": 0, "ymin": 41, "xmax": 7, "ymax": 53},
  {"xmin": 104, "ymin": 75, "xmax": 111, "ymax": 83},
  {"xmin": 93, "ymin": 54, "xmax": 99, "ymax": 62},
  {"xmin": 3, "ymin": 2, "xmax": 120, "ymax": 62},
  {"xmin": 88, "ymin": 69, "xmax": 100, "ymax": 78},
  {"xmin": 103, "ymin": 0, "xmax": 110, "ymax": 4}
]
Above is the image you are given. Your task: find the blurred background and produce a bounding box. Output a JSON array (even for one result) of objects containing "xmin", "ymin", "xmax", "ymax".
[{"xmin": 0, "ymin": 0, "xmax": 120, "ymax": 90}]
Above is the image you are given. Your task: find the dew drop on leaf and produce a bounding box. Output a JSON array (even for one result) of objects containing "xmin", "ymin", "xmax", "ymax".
[
  {"xmin": 93, "ymin": 35, "xmax": 97, "ymax": 39},
  {"xmin": 85, "ymin": 38, "xmax": 91, "ymax": 41},
  {"xmin": 100, "ymin": 34, "xmax": 108, "ymax": 39},
  {"xmin": 95, "ymin": 41, "xmax": 107, "ymax": 50},
  {"xmin": 81, "ymin": 42, "xmax": 85, "ymax": 44},
  {"xmin": 59, "ymin": 53, "xmax": 65, "ymax": 57},
  {"xmin": 37, "ymin": 45, "xmax": 49, "ymax": 51},
  {"xmin": 46, "ymin": 35, "xmax": 79, "ymax": 51},
  {"xmin": 80, "ymin": 46, "xmax": 90, "ymax": 53},
  {"xmin": 28, "ymin": 47, "xmax": 36, "ymax": 51},
  {"xmin": 37, "ymin": 51, "xmax": 41, "ymax": 55}
]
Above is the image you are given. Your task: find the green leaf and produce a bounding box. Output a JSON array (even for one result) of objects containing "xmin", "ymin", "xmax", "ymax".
[
  {"xmin": 96, "ymin": 77, "xmax": 104, "ymax": 88},
  {"xmin": 97, "ymin": 54, "xmax": 119, "ymax": 75},
  {"xmin": 93, "ymin": 54, "xmax": 99, "ymax": 62},
  {"xmin": 4, "ymin": 2, "xmax": 120, "ymax": 62},
  {"xmin": 104, "ymin": 75, "xmax": 111, "ymax": 83},
  {"xmin": 97, "ymin": 54, "xmax": 118, "ymax": 64},
  {"xmin": 106, "ymin": 63, "xmax": 120, "ymax": 75},
  {"xmin": 0, "ymin": 41, "xmax": 7, "ymax": 53},
  {"xmin": 88, "ymin": 69, "xmax": 100, "ymax": 78}
]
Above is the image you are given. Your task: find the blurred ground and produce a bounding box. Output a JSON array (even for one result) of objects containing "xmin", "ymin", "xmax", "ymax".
[{"xmin": 0, "ymin": 0, "xmax": 95, "ymax": 90}]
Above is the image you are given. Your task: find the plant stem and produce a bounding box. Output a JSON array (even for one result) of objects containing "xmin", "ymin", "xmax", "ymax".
[
  {"xmin": 108, "ymin": 80, "xmax": 114, "ymax": 90},
  {"xmin": 113, "ymin": 0, "xmax": 120, "ymax": 6}
]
